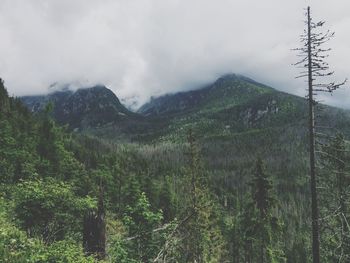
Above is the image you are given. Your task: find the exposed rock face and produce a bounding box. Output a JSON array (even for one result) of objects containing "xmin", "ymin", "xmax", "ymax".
[{"xmin": 240, "ymin": 100, "xmax": 280, "ymax": 127}]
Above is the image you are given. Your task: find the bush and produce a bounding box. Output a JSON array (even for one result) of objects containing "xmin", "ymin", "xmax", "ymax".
[{"xmin": 12, "ymin": 178, "xmax": 96, "ymax": 242}]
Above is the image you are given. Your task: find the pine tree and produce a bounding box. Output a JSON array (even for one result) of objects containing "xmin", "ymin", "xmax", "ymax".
[
  {"xmin": 183, "ymin": 129, "xmax": 203, "ymax": 262},
  {"xmin": 252, "ymin": 159, "xmax": 273, "ymax": 220},
  {"xmin": 158, "ymin": 178, "xmax": 175, "ymax": 222},
  {"xmin": 251, "ymin": 158, "xmax": 274, "ymax": 263},
  {"xmin": 156, "ymin": 129, "xmax": 226, "ymax": 262},
  {"xmin": 293, "ymin": 6, "xmax": 346, "ymax": 263},
  {"xmin": 0, "ymin": 78, "xmax": 9, "ymax": 112},
  {"xmin": 123, "ymin": 192, "xmax": 163, "ymax": 262},
  {"xmin": 245, "ymin": 158, "xmax": 286, "ymax": 263},
  {"xmin": 185, "ymin": 129, "xmax": 226, "ymax": 262},
  {"xmin": 319, "ymin": 133, "xmax": 350, "ymax": 261},
  {"xmin": 240, "ymin": 198, "xmax": 257, "ymax": 263}
]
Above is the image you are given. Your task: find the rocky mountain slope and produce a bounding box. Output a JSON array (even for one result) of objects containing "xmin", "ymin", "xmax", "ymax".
[{"xmin": 21, "ymin": 85, "xmax": 137, "ymax": 130}]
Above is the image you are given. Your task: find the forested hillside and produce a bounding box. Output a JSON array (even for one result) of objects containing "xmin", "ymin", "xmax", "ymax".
[{"xmin": 3, "ymin": 73, "xmax": 350, "ymax": 262}]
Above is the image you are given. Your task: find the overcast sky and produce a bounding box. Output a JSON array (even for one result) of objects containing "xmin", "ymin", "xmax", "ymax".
[{"xmin": 0, "ymin": 0, "xmax": 349, "ymax": 109}]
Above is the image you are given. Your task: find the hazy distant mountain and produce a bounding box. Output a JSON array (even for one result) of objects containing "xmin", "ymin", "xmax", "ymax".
[
  {"xmin": 21, "ymin": 85, "xmax": 136, "ymax": 130},
  {"xmin": 20, "ymin": 74, "xmax": 350, "ymax": 142},
  {"xmin": 138, "ymin": 74, "xmax": 274, "ymax": 116},
  {"xmin": 137, "ymin": 74, "xmax": 350, "ymax": 141}
]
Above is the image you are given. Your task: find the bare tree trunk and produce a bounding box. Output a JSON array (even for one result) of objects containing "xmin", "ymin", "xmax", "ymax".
[
  {"xmin": 83, "ymin": 186, "xmax": 106, "ymax": 260},
  {"xmin": 307, "ymin": 6, "xmax": 320, "ymax": 263},
  {"xmin": 338, "ymin": 158, "xmax": 347, "ymax": 257}
]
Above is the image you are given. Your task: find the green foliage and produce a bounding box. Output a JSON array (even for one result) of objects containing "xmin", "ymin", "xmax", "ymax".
[
  {"xmin": 0, "ymin": 78, "xmax": 9, "ymax": 112},
  {"xmin": 163, "ymin": 131, "xmax": 227, "ymax": 262},
  {"xmin": 30, "ymin": 240, "xmax": 96, "ymax": 263},
  {"xmin": 108, "ymin": 239, "xmax": 136, "ymax": 263},
  {"xmin": 319, "ymin": 133, "xmax": 350, "ymax": 262},
  {"xmin": 237, "ymin": 159, "xmax": 286, "ymax": 263},
  {"xmin": 0, "ymin": 210, "xmax": 37, "ymax": 262},
  {"xmin": 0, "ymin": 198, "xmax": 95, "ymax": 263},
  {"xmin": 12, "ymin": 179, "xmax": 96, "ymax": 242},
  {"xmin": 4, "ymin": 75, "xmax": 350, "ymax": 261},
  {"xmin": 251, "ymin": 158, "xmax": 274, "ymax": 219},
  {"xmin": 123, "ymin": 192, "xmax": 163, "ymax": 262}
]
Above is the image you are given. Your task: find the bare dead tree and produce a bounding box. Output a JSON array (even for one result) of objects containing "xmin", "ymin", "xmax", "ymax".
[
  {"xmin": 293, "ymin": 6, "xmax": 346, "ymax": 263},
  {"xmin": 83, "ymin": 184, "xmax": 106, "ymax": 260}
]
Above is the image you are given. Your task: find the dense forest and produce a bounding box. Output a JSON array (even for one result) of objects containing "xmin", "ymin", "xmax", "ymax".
[
  {"xmin": 1, "ymin": 60, "xmax": 350, "ymax": 263},
  {"xmin": 2, "ymin": 1, "xmax": 350, "ymax": 262}
]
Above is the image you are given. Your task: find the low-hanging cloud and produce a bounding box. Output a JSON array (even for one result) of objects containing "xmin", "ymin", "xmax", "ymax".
[{"xmin": 0, "ymin": 0, "xmax": 349, "ymax": 109}]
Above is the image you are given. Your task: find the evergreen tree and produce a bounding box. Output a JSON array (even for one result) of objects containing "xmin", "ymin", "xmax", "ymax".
[
  {"xmin": 252, "ymin": 159, "xmax": 274, "ymax": 220},
  {"xmin": 248, "ymin": 158, "xmax": 285, "ymax": 263},
  {"xmin": 293, "ymin": 7, "xmax": 346, "ymax": 263},
  {"xmin": 158, "ymin": 177, "xmax": 175, "ymax": 222},
  {"xmin": 319, "ymin": 133, "xmax": 350, "ymax": 262},
  {"xmin": 123, "ymin": 192, "xmax": 163, "ymax": 262},
  {"xmin": 0, "ymin": 78, "xmax": 9, "ymax": 112},
  {"xmin": 177, "ymin": 129, "xmax": 226, "ymax": 262}
]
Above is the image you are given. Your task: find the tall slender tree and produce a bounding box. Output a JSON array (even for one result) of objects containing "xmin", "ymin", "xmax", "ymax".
[
  {"xmin": 0, "ymin": 78, "xmax": 9, "ymax": 112},
  {"xmin": 251, "ymin": 158, "xmax": 274, "ymax": 263},
  {"xmin": 293, "ymin": 6, "xmax": 346, "ymax": 263},
  {"xmin": 83, "ymin": 184, "xmax": 106, "ymax": 260},
  {"xmin": 174, "ymin": 129, "xmax": 226, "ymax": 262}
]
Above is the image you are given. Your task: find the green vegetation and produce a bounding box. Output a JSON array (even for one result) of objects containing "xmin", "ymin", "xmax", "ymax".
[{"xmin": 2, "ymin": 74, "xmax": 350, "ymax": 262}]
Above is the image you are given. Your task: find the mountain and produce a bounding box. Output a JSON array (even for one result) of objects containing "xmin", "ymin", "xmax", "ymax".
[
  {"xmin": 138, "ymin": 73, "xmax": 350, "ymax": 141},
  {"xmin": 20, "ymin": 74, "xmax": 350, "ymax": 143},
  {"xmin": 21, "ymin": 85, "xmax": 136, "ymax": 130},
  {"xmin": 134, "ymin": 74, "xmax": 350, "ymax": 202},
  {"xmin": 7, "ymin": 74, "xmax": 350, "ymax": 261},
  {"xmin": 139, "ymin": 74, "xmax": 274, "ymax": 116}
]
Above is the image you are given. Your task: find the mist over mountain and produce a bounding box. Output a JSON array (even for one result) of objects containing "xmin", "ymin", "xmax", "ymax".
[
  {"xmin": 20, "ymin": 73, "xmax": 350, "ymax": 142},
  {"xmin": 2, "ymin": 1, "xmax": 350, "ymax": 108},
  {"xmin": 21, "ymin": 85, "xmax": 135, "ymax": 130}
]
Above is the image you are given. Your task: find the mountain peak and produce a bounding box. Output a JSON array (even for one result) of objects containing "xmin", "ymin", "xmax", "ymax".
[
  {"xmin": 138, "ymin": 74, "xmax": 275, "ymax": 116},
  {"xmin": 215, "ymin": 73, "xmax": 239, "ymax": 82},
  {"xmin": 21, "ymin": 84, "xmax": 134, "ymax": 129}
]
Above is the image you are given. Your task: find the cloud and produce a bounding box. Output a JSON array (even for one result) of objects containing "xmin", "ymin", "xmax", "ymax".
[{"xmin": 0, "ymin": 0, "xmax": 349, "ymax": 109}]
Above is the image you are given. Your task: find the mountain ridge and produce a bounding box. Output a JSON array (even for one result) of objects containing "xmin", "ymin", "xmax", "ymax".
[
  {"xmin": 138, "ymin": 74, "xmax": 276, "ymax": 117},
  {"xmin": 21, "ymin": 85, "xmax": 137, "ymax": 130},
  {"xmin": 19, "ymin": 74, "xmax": 350, "ymax": 142}
]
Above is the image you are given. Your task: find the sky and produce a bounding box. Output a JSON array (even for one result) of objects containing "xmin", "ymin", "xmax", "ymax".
[{"xmin": 0, "ymin": 0, "xmax": 349, "ymax": 109}]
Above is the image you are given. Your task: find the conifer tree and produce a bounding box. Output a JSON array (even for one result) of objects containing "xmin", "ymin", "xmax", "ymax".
[
  {"xmin": 0, "ymin": 78, "xmax": 9, "ymax": 112},
  {"xmin": 319, "ymin": 133, "xmax": 350, "ymax": 262},
  {"xmin": 251, "ymin": 158, "xmax": 274, "ymax": 263},
  {"xmin": 186, "ymin": 129, "xmax": 226, "ymax": 262},
  {"xmin": 243, "ymin": 158, "xmax": 286, "ymax": 263},
  {"xmin": 123, "ymin": 192, "xmax": 163, "ymax": 262},
  {"xmin": 184, "ymin": 128, "xmax": 203, "ymax": 262},
  {"xmin": 252, "ymin": 159, "xmax": 273, "ymax": 220},
  {"xmin": 83, "ymin": 185, "xmax": 106, "ymax": 260},
  {"xmin": 293, "ymin": 6, "xmax": 346, "ymax": 263},
  {"xmin": 156, "ymin": 129, "xmax": 226, "ymax": 262}
]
